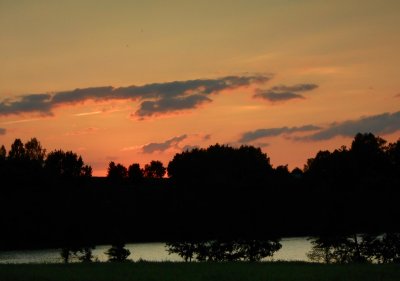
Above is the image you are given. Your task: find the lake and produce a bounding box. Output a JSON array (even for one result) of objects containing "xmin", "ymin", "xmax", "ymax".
[{"xmin": 0, "ymin": 237, "xmax": 312, "ymax": 263}]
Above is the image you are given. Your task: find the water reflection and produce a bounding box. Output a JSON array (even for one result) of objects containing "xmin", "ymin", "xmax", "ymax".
[{"xmin": 0, "ymin": 238, "xmax": 312, "ymax": 264}]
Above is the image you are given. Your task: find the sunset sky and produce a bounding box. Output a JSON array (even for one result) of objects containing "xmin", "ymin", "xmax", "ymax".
[{"xmin": 1, "ymin": 0, "xmax": 399, "ymax": 175}]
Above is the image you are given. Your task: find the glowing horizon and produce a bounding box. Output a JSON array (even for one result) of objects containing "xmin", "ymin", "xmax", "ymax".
[{"xmin": 1, "ymin": 0, "xmax": 399, "ymax": 176}]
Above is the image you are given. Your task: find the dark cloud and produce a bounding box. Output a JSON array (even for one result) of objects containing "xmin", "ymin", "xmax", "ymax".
[
  {"xmin": 270, "ymin": 84, "xmax": 318, "ymax": 92},
  {"xmin": 0, "ymin": 75, "xmax": 269, "ymax": 118},
  {"xmin": 302, "ymin": 111, "xmax": 400, "ymax": 141},
  {"xmin": 254, "ymin": 83, "xmax": 318, "ymax": 102},
  {"xmin": 135, "ymin": 95, "xmax": 212, "ymax": 117},
  {"xmin": 255, "ymin": 91, "xmax": 305, "ymax": 102},
  {"xmin": 0, "ymin": 128, "xmax": 6, "ymax": 135},
  {"xmin": 52, "ymin": 87, "xmax": 115, "ymax": 104},
  {"xmin": 0, "ymin": 94, "xmax": 53, "ymax": 116},
  {"xmin": 239, "ymin": 125, "xmax": 321, "ymax": 143},
  {"xmin": 142, "ymin": 135, "xmax": 187, "ymax": 153}
]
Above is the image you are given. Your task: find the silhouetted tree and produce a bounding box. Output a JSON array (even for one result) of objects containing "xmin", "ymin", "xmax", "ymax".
[
  {"xmin": 236, "ymin": 239, "xmax": 282, "ymax": 262},
  {"xmin": 77, "ymin": 247, "xmax": 95, "ymax": 262},
  {"xmin": 291, "ymin": 167, "xmax": 303, "ymax": 179},
  {"xmin": 60, "ymin": 246, "xmax": 95, "ymax": 263},
  {"xmin": 167, "ymin": 144, "xmax": 273, "ymax": 189},
  {"xmin": 105, "ymin": 243, "xmax": 131, "ymax": 262},
  {"xmin": 307, "ymin": 236, "xmax": 352, "ymax": 264},
  {"xmin": 351, "ymin": 133, "xmax": 389, "ymax": 177},
  {"xmin": 44, "ymin": 150, "xmax": 91, "ymax": 180},
  {"xmin": 128, "ymin": 163, "xmax": 143, "ymax": 182},
  {"xmin": 307, "ymin": 235, "xmax": 371, "ymax": 264},
  {"xmin": 24, "ymin": 138, "xmax": 46, "ymax": 163},
  {"xmin": 358, "ymin": 234, "xmax": 382, "ymax": 263},
  {"xmin": 144, "ymin": 160, "xmax": 166, "ymax": 178},
  {"xmin": 107, "ymin": 161, "xmax": 128, "ymax": 183},
  {"xmin": 60, "ymin": 248, "xmax": 73, "ymax": 263},
  {"xmin": 0, "ymin": 145, "xmax": 6, "ymax": 178},
  {"xmin": 387, "ymin": 139, "xmax": 400, "ymax": 176},
  {"xmin": 376, "ymin": 233, "xmax": 400, "ymax": 263},
  {"xmin": 8, "ymin": 138, "xmax": 26, "ymax": 161},
  {"xmin": 0, "ymin": 145, "xmax": 6, "ymax": 160},
  {"xmin": 166, "ymin": 239, "xmax": 281, "ymax": 262},
  {"xmin": 165, "ymin": 241, "xmax": 198, "ymax": 262}
]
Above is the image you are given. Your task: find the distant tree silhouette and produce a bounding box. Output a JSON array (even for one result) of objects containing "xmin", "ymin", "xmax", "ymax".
[
  {"xmin": 144, "ymin": 160, "xmax": 166, "ymax": 178},
  {"xmin": 307, "ymin": 235, "xmax": 375, "ymax": 264},
  {"xmin": 303, "ymin": 133, "xmax": 396, "ymax": 191},
  {"xmin": 44, "ymin": 150, "xmax": 92, "ymax": 180},
  {"xmin": 24, "ymin": 138, "xmax": 46, "ymax": 163},
  {"xmin": 165, "ymin": 241, "xmax": 198, "ymax": 262},
  {"xmin": 23, "ymin": 138, "xmax": 46, "ymax": 180},
  {"xmin": 60, "ymin": 246, "xmax": 95, "ymax": 263},
  {"xmin": 291, "ymin": 167, "xmax": 303, "ymax": 179},
  {"xmin": 0, "ymin": 145, "xmax": 6, "ymax": 160},
  {"xmin": 128, "ymin": 163, "xmax": 143, "ymax": 182},
  {"xmin": 387, "ymin": 139, "xmax": 400, "ymax": 176},
  {"xmin": 60, "ymin": 247, "xmax": 73, "ymax": 263},
  {"xmin": 274, "ymin": 165, "xmax": 292, "ymax": 187},
  {"xmin": 307, "ymin": 236, "xmax": 355, "ymax": 264},
  {"xmin": 167, "ymin": 144, "xmax": 273, "ymax": 189},
  {"xmin": 8, "ymin": 138, "xmax": 26, "ymax": 161},
  {"xmin": 77, "ymin": 247, "xmax": 95, "ymax": 262},
  {"xmin": 351, "ymin": 133, "xmax": 389, "ymax": 177},
  {"xmin": 0, "ymin": 145, "xmax": 6, "ymax": 178},
  {"xmin": 105, "ymin": 243, "xmax": 131, "ymax": 262},
  {"xmin": 376, "ymin": 233, "xmax": 400, "ymax": 263},
  {"xmin": 107, "ymin": 161, "xmax": 128, "ymax": 183},
  {"xmin": 236, "ymin": 239, "xmax": 282, "ymax": 262},
  {"xmin": 166, "ymin": 239, "xmax": 281, "ymax": 262}
]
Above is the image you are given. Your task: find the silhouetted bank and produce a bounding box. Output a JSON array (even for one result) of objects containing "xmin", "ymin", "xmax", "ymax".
[{"xmin": 0, "ymin": 133, "xmax": 399, "ymax": 250}]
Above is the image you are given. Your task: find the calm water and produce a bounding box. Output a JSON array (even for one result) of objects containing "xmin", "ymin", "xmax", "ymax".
[{"xmin": 0, "ymin": 238, "xmax": 312, "ymax": 264}]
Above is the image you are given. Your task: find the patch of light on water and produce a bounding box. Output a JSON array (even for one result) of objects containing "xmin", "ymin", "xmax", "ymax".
[{"xmin": 0, "ymin": 238, "xmax": 312, "ymax": 264}]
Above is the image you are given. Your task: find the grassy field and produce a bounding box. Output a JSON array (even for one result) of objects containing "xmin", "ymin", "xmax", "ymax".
[{"xmin": 0, "ymin": 262, "xmax": 399, "ymax": 281}]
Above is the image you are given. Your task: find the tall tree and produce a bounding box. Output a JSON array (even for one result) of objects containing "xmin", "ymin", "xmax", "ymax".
[
  {"xmin": 24, "ymin": 138, "xmax": 46, "ymax": 163},
  {"xmin": 0, "ymin": 145, "xmax": 6, "ymax": 161},
  {"xmin": 8, "ymin": 138, "xmax": 26, "ymax": 161}
]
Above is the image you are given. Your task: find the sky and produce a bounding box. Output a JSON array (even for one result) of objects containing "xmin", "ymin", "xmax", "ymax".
[{"xmin": 1, "ymin": 0, "xmax": 400, "ymax": 176}]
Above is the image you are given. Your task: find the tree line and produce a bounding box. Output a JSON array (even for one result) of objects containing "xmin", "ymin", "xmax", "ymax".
[
  {"xmin": 0, "ymin": 133, "xmax": 399, "ymax": 264},
  {"xmin": 60, "ymin": 242, "xmax": 131, "ymax": 263}
]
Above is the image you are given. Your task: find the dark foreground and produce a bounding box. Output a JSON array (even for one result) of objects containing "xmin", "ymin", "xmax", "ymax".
[{"xmin": 0, "ymin": 262, "xmax": 399, "ymax": 281}]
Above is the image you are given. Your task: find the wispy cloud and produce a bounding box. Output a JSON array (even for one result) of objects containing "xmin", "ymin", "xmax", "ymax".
[
  {"xmin": 254, "ymin": 83, "xmax": 318, "ymax": 102},
  {"xmin": 73, "ymin": 111, "xmax": 102, "ymax": 116},
  {"xmin": 0, "ymin": 128, "xmax": 6, "ymax": 135},
  {"xmin": 142, "ymin": 135, "xmax": 188, "ymax": 153},
  {"xmin": 239, "ymin": 125, "xmax": 321, "ymax": 143},
  {"xmin": 300, "ymin": 111, "xmax": 400, "ymax": 141},
  {"xmin": 0, "ymin": 75, "xmax": 269, "ymax": 119}
]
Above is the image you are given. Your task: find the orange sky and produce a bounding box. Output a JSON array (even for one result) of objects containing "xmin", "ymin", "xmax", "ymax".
[{"xmin": 1, "ymin": 0, "xmax": 399, "ymax": 175}]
